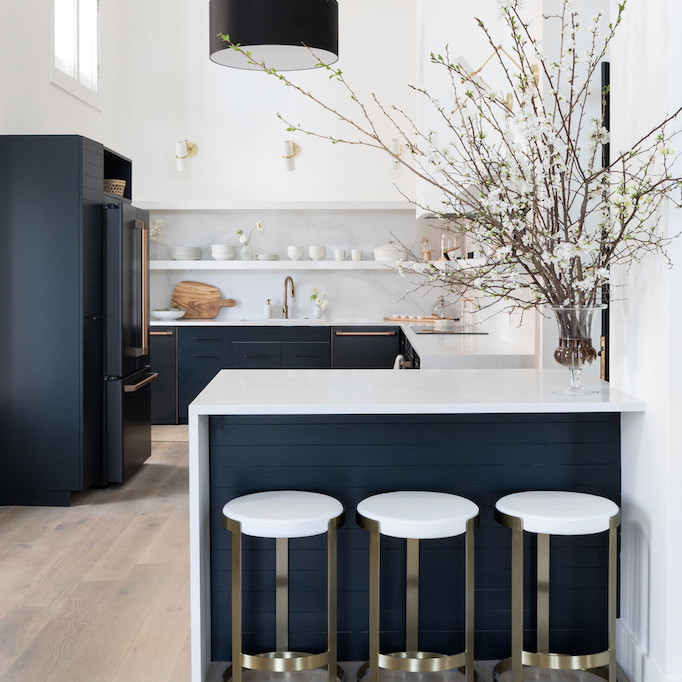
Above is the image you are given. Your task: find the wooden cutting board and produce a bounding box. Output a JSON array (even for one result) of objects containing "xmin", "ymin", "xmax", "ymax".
[{"xmin": 171, "ymin": 281, "xmax": 236, "ymax": 319}]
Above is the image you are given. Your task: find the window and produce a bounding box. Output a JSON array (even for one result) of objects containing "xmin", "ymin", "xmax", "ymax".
[{"xmin": 50, "ymin": 0, "xmax": 100, "ymax": 108}]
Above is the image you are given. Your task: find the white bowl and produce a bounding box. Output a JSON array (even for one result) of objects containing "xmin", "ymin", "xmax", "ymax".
[
  {"xmin": 287, "ymin": 246, "xmax": 305, "ymax": 260},
  {"xmin": 211, "ymin": 245, "xmax": 235, "ymax": 260},
  {"xmin": 308, "ymin": 246, "xmax": 326, "ymax": 261},
  {"xmin": 152, "ymin": 309, "xmax": 186, "ymax": 320}
]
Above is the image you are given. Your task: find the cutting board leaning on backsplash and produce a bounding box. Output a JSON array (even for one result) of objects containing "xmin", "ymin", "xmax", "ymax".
[{"xmin": 171, "ymin": 281, "xmax": 236, "ymax": 319}]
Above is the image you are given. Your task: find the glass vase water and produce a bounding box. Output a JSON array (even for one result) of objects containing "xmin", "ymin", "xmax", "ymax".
[{"xmin": 550, "ymin": 305, "xmax": 605, "ymax": 395}]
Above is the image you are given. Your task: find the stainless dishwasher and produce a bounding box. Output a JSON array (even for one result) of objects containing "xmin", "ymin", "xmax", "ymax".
[{"xmin": 331, "ymin": 326, "xmax": 400, "ymax": 368}]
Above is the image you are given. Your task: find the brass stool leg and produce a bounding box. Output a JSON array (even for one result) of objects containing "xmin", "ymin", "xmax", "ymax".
[
  {"xmin": 536, "ymin": 533, "xmax": 550, "ymax": 654},
  {"xmin": 369, "ymin": 525, "xmax": 381, "ymax": 682},
  {"xmin": 231, "ymin": 523, "xmax": 243, "ymax": 682},
  {"xmin": 328, "ymin": 519, "xmax": 338, "ymax": 682},
  {"xmin": 406, "ymin": 538, "xmax": 420, "ymax": 654},
  {"xmin": 465, "ymin": 518, "xmax": 476, "ymax": 682},
  {"xmin": 276, "ymin": 537, "xmax": 289, "ymax": 653},
  {"xmin": 511, "ymin": 525, "xmax": 524, "ymax": 682}
]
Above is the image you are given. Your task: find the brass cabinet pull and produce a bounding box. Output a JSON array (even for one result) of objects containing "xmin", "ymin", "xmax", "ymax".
[
  {"xmin": 334, "ymin": 331, "xmax": 397, "ymax": 336},
  {"xmin": 150, "ymin": 331, "xmax": 175, "ymax": 336},
  {"xmin": 123, "ymin": 372, "xmax": 158, "ymax": 392}
]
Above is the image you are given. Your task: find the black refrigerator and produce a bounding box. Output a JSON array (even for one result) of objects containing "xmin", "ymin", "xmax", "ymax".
[
  {"xmin": 0, "ymin": 135, "xmax": 156, "ymax": 505},
  {"xmin": 104, "ymin": 202, "xmax": 157, "ymax": 484}
]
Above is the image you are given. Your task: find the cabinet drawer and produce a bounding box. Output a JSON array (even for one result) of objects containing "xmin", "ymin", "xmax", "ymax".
[
  {"xmin": 178, "ymin": 327, "xmax": 232, "ymax": 355},
  {"xmin": 282, "ymin": 342, "xmax": 331, "ymax": 368},
  {"xmin": 232, "ymin": 326, "xmax": 329, "ymax": 343},
  {"xmin": 232, "ymin": 342, "xmax": 281, "ymax": 368}
]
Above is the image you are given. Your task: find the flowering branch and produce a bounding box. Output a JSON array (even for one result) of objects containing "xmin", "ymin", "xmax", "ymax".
[{"xmin": 220, "ymin": 0, "xmax": 682, "ymax": 311}]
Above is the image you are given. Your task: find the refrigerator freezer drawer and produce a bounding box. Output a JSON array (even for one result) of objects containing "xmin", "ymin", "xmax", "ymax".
[{"xmin": 106, "ymin": 369, "xmax": 157, "ymax": 483}]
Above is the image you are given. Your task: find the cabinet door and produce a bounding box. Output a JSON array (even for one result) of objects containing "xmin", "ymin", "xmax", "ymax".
[
  {"xmin": 331, "ymin": 327, "xmax": 400, "ymax": 368},
  {"xmin": 232, "ymin": 342, "xmax": 282, "ymax": 368},
  {"xmin": 282, "ymin": 342, "xmax": 331, "ymax": 368},
  {"xmin": 178, "ymin": 327, "xmax": 232, "ymax": 423},
  {"xmin": 150, "ymin": 328, "xmax": 178, "ymax": 424}
]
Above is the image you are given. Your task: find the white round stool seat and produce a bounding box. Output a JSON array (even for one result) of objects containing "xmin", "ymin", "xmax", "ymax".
[
  {"xmin": 496, "ymin": 491, "xmax": 619, "ymax": 535},
  {"xmin": 223, "ymin": 490, "xmax": 343, "ymax": 538},
  {"xmin": 357, "ymin": 491, "xmax": 479, "ymax": 539}
]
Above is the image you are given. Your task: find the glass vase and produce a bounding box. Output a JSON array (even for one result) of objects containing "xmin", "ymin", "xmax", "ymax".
[
  {"xmin": 311, "ymin": 305, "xmax": 323, "ymax": 319},
  {"xmin": 240, "ymin": 244, "xmax": 254, "ymax": 260},
  {"xmin": 550, "ymin": 305, "xmax": 605, "ymax": 395}
]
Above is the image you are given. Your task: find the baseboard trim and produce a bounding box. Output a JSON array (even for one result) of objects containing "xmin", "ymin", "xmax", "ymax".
[{"xmin": 618, "ymin": 621, "xmax": 678, "ymax": 682}]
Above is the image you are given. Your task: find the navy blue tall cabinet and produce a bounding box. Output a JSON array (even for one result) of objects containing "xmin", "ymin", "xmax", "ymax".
[{"xmin": 0, "ymin": 135, "xmax": 129, "ymax": 505}]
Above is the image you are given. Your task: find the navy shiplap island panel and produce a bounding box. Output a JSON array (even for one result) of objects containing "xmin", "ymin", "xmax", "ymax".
[{"xmin": 208, "ymin": 412, "xmax": 620, "ymax": 661}]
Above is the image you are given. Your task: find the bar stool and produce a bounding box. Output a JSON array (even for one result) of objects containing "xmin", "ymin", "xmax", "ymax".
[
  {"xmin": 356, "ymin": 491, "xmax": 479, "ymax": 682},
  {"xmin": 494, "ymin": 490, "xmax": 620, "ymax": 682},
  {"xmin": 222, "ymin": 490, "xmax": 345, "ymax": 682}
]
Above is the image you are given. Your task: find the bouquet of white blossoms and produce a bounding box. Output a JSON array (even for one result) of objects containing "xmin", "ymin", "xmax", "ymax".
[
  {"xmin": 236, "ymin": 221, "xmax": 263, "ymax": 245},
  {"xmin": 310, "ymin": 288, "xmax": 329, "ymax": 311}
]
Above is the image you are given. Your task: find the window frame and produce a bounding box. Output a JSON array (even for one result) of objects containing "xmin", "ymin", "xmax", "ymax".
[{"xmin": 49, "ymin": 0, "xmax": 101, "ymax": 110}]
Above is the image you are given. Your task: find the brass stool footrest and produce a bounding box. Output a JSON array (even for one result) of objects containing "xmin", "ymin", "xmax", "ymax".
[
  {"xmin": 494, "ymin": 650, "xmax": 612, "ymax": 681},
  {"xmin": 224, "ymin": 651, "xmax": 346, "ymax": 680},
  {"xmin": 357, "ymin": 651, "xmax": 467, "ymax": 678}
]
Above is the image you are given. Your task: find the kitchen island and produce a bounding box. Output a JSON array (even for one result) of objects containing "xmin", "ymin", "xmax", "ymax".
[{"xmin": 189, "ymin": 369, "xmax": 644, "ymax": 682}]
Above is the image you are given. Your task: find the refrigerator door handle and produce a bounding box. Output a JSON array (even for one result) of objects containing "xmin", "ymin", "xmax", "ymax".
[
  {"xmin": 131, "ymin": 219, "xmax": 149, "ymax": 357},
  {"xmin": 123, "ymin": 372, "xmax": 159, "ymax": 393}
]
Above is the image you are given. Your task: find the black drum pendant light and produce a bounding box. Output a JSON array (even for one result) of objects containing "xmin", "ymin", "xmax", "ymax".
[{"xmin": 209, "ymin": 0, "xmax": 339, "ymax": 71}]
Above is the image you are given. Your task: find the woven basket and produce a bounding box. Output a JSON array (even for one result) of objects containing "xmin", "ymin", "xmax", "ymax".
[{"xmin": 104, "ymin": 179, "xmax": 126, "ymax": 197}]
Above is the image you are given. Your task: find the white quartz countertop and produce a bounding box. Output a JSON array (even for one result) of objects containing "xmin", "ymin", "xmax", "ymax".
[{"xmin": 189, "ymin": 368, "xmax": 644, "ymax": 416}]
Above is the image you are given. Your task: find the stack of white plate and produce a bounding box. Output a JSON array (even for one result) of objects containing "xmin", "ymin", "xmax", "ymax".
[
  {"xmin": 169, "ymin": 246, "xmax": 202, "ymax": 260},
  {"xmin": 256, "ymin": 254, "xmax": 279, "ymax": 261}
]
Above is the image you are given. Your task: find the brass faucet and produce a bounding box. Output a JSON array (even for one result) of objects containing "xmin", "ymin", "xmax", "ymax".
[{"xmin": 282, "ymin": 276, "xmax": 295, "ymax": 319}]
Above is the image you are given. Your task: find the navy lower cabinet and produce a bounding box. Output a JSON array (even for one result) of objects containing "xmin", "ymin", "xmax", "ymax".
[
  {"xmin": 150, "ymin": 327, "xmax": 178, "ymax": 424},
  {"xmin": 176, "ymin": 326, "xmax": 332, "ymax": 420},
  {"xmin": 231, "ymin": 327, "xmax": 331, "ymax": 369},
  {"xmin": 178, "ymin": 327, "xmax": 232, "ymax": 423},
  {"xmin": 331, "ymin": 326, "xmax": 400, "ymax": 368}
]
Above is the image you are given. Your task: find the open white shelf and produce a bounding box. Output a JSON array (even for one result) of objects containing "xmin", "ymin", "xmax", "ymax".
[
  {"xmin": 150, "ymin": 259, "xmax": 394, "ymax": 270},
  {"xmin": 150, "ymin": 258, "xmax": 486, "ymax": 271},
  {"xmin": 138, "ymin": 200, "xmax": 414, "ymax": 212}
]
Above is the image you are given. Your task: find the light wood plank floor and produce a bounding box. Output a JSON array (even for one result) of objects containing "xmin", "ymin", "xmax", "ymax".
[{"xmin": 0, "ymin": 438, "xmax": 190, "ymax": 682}]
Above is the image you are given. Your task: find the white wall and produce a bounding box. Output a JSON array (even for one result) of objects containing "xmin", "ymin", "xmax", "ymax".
[
  {"xmin": 0, "ymin": 0, "xmax": 126, "ymax": 150},
  {"xmin": 118, "ymin": 0, "xmax": 418, "ymax": 203},
  {"xmin": 610, "ymin": 1, "xmax": 682, "ymax": 682}
]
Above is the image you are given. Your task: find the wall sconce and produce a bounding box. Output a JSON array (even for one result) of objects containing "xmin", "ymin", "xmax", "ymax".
[
  {"xmin": 389, "ymin": 138, "xmax": 402, "ymax": 169},
  {"xmin": 176, "ymin": 140, "xmax": 198, "ymax": 172},
  {"xmin": 282, "ymin": 140, "xmax": 300, "ymax": 171}
]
